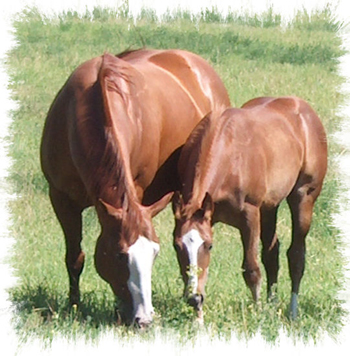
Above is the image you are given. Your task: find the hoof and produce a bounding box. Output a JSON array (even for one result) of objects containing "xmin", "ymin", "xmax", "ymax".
[
  {"xmin": 250, "ymin": 283, "xmax": 261, "ymax": 302},
  {"xmin": 195, "ymin": 309, "xmax": 204, "ymax": 325},
  {"xmin": 267, "ymin": 284, "xmax": 278, "ymax": 302},
  {"xmin": 243, "ymin": 269, "xmax": 262, "ymax": 302},
  {"xmin": 69, "ymin": 303, "xmax": 79, "ymax": 313}
]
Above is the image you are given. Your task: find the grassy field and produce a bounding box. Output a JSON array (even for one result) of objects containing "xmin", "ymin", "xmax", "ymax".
[{"xmin": 5, "ymin": 4, "xmax": 348, "ymax": 346}]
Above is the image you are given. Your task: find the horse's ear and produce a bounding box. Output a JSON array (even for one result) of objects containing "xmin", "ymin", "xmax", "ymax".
[
  {"xmin": 172, "ymin": 191, "xmax": 183, "ymax": 220},
  {"xmin": 148, "ymin": 192, "xmax": 174, "ymax": 218},
  {"xmin": 201, "ymin": 192, "xmax": 214, "ymax": 220},
  {"xmin": 98, "ymin": 199, "xmax": 123, "ymax": 220}
]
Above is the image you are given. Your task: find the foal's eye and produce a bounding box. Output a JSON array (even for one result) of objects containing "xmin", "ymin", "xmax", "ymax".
[
  {"xmin": 208, "ymin": 244, "xmax": 213, "ymax": 251},
  {"xmin": 116, "ymin": 253, "xmax": 128, "ymax": 262}
]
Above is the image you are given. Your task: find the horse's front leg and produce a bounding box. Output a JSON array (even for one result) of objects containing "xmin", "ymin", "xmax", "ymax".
[
  {"xmin": 49, "ymin": 186, "xmax": 85, "ymax": 306},
  {"xmin": 239, "ymin": 203, "xmax": 262, "ymax": 301}
]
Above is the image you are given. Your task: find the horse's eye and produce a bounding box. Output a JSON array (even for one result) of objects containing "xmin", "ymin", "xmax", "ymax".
[
  {"xmin": 174, "ymin": 242, "xmax": 181, "ymax": 252},
  {"xmin": 208, "ymin": 244, "xmax": 213, "ymax": 251}
]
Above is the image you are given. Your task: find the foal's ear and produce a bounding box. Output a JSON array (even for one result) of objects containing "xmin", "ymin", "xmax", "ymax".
[
  {"xmin": 172, "ymin": 191, "xmax": 183, "ymax": 220},
  {"xmin": 98, "ymin": 199, "xmax": 123, "ymax": 220},
  {"xmin": 148, "ymin": 192, "xmax": 174, "ymax": 218},
  {"xmin": 201, "ymin": 192, "xmax": 214, "ymax": 220}
]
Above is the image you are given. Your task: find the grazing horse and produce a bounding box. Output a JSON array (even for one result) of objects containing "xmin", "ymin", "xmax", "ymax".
[
  {"xmin": 40, "ymin": 49, "xmax": 230, "ymax": 327},
  {"xmin": 172, "ymin": 96, "xmax": 327, "ymax": 322}
]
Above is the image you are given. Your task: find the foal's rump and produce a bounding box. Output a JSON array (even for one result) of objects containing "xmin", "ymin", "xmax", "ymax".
[{"xmin": 240, "ymin": 96, "xmax": 327, "ymax": 204}]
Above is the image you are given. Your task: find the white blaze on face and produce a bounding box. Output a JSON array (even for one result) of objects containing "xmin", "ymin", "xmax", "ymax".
[
  {"xmin": 182, "ymin": 229, "xmax": 204, "ymax": 295},
  {"xmin": 127, "ymin": 236, "xmax": 159, "ymax": 324}
]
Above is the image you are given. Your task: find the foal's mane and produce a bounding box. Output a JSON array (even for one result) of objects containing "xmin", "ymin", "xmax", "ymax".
[
  {"xmin": 179, "ymin": 113, "xmax": 215, "ymax": 216},
  {"xmin": 180, "ymin": 112, "xmax": 231, "ymax": 218}
]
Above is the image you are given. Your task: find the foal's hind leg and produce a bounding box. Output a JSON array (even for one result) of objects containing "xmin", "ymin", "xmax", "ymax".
[
  {"xmin": 260, "ymin": 207, "xmax": 280, "ymax": 301},
  {"xmin": 286, "ymin": 187, "xmax": 317, "ymax": 319},
  {"xmin": 49, "ymin": 186, "xmax": 85, "ymax": 306}
]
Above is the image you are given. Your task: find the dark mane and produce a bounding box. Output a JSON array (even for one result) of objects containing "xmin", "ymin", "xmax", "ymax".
[
  {"xmin": 116, "ymin": 47, "xmax": 146, "ymax": 59},
  {"xmin": 178, "ymin": 112, "xmax": 212, "ymax": 181},
  {"xmin": 78, "ymin": 54, "xmax": 139, "ymax": 209},
  {"xmin": 179, "ymin": 113, "xmax": 213, "ymax": 209},
  {"xmin": 180, "ymin": 112, "xmax": 232, "ymax": 217},
  {"xmin": 76, "ymin": 81, "xmax": 128, "ymax": 207},
  {"xmin": 117, "ymin": 194, "xmax": 144, "ymax": 243}
]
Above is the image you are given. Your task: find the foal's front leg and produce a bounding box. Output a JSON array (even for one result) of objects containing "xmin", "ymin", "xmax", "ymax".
[
  {"xmin": 260, "ymin": 207, "xmax": 280, "ymax": 300},
  {"xmin": 239, "ymin": 204, "xmax": 262, "ymax": 301}
]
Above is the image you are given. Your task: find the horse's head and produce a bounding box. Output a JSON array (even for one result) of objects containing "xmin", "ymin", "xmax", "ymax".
[
  {"xmin": 172, "ymin": 192, "xmax": 214, "ymax": 315},
  {"xmin": 94, "ymin": 192, "xmax": 173, "ymax": 328}
]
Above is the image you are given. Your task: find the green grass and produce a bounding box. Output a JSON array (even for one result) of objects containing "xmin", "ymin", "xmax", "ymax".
[{"xmin": 5, "ymin": 4, "xmax": 348, "ymax": 346}]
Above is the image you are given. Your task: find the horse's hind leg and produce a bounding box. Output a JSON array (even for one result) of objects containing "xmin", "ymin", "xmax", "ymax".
[
  {"xmin": 286, "ymin": 186, "xmax": 318, "ymax": 319},
  {"xmin": 49, "ymin": 185, "xmax": 85, "ymax": 306},
  {"xmin": 239, "ymin": 204, "xmax": 262, "ymax": 301},
  {"xmin": 260, "ymin": 207, "xmax": 280, "ymax": 300}
]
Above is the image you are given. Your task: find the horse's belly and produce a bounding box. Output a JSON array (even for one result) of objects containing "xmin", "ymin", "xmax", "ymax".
[{"xmin": 42, "ymin": 143, "xmax": 91, "ymax": 207}]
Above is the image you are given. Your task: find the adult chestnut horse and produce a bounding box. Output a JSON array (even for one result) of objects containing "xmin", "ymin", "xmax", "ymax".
[
  {"xmin": 40, "ymin": 49, "xmax": 230, "ymax": 327},
  {"xmin": 172, "ymin": 96, "xmax": 327, "ymax": 322}
]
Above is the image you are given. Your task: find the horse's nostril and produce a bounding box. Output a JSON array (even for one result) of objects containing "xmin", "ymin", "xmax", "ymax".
[
  {"xmin": 134, "ymin": 317, "xmax": 152, "ymax": 329},
  {"xmin": 134, "ymin": 317, "xmax": 141, "ymax": 328}
]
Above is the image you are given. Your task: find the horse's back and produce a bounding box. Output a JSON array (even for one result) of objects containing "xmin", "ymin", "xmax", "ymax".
[{"xmin": 116, "ymin": 48, "xmax": 229, "ymax": 115}]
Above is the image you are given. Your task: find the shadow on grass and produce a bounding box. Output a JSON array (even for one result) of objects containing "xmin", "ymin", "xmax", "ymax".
[
  {"xmin": 9, "ymin": 283, "xmax": 116, "ymax": 331},
  {"xmin": 9, "ymin": 282, "xmax": 196, "ymax": 336}
]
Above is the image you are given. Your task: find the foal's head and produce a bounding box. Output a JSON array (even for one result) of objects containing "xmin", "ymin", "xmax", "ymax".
[
  {"xmin": 172, "ymin": 192, "xmax": 214, "ymax": 315},
  {"xmin": 95, "ymin": 192, "xmax": 173, "ymax": 328}
]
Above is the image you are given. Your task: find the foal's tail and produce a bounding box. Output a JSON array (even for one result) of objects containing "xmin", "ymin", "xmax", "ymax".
[{"xmin": 299, "ymin": 97, "xmax": 328, "ymax": 177}]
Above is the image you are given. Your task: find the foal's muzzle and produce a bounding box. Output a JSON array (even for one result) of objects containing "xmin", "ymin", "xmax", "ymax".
[{"xmin": 187, "ymin": 293, "xmax": 204, "ymax": 310}]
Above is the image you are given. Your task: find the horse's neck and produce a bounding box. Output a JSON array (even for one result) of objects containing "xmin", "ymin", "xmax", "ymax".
[{"xmin": 83, "ymin": 117, "xmax": 139, "ymax": 209}]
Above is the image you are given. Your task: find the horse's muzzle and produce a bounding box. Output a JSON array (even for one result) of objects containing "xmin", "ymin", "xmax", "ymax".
[
  {"xmin": 116, "ymin": 307, "xmax": 153, "ymax": 329},
  {"xmin": 134, "ymin": 316, "xmax": 153, "ymax": 329}
]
